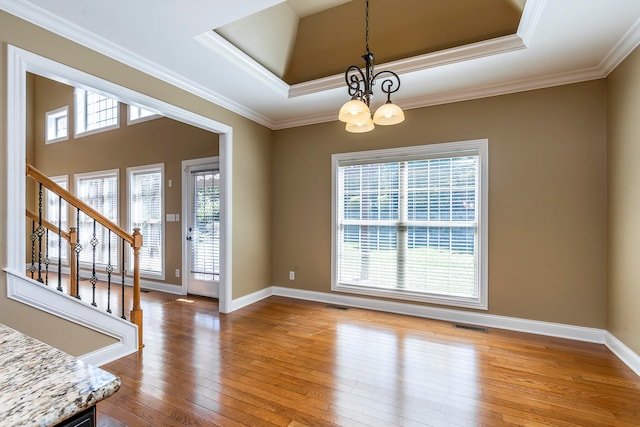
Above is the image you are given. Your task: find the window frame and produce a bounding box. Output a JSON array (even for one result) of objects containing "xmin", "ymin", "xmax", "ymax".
[
  {"xmin": 45, "ymin": 106, "xmax": 69, "ymax": 144},
  {"xmin": 44, "ymin": 175, "xmax": 69, "ymax": 265},
  {"xmin": 74, "ymin": 88, "xmax": 120, "ymax": 138},
  {"xmin": 331, "ymin": 139, "xmax": 489, "ymax": 310},
  {"xmin": 127, "ymin": 163, "xmax": 165, "ymax": 280},
  {"xmin": 74, "ymin": 168, "xmax": 120, "ymax": 271},
  {"xmin": 127, "ymin": 105, "xmax": 160, "ymax": 125}
]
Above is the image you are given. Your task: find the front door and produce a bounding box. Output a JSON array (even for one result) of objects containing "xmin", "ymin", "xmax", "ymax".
[{"xmin": 185, "ymin": 163, "xmax": 220, "ymax": 298}]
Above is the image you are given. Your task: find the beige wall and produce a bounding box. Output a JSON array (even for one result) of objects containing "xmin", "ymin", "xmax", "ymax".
[
  {"xmin": 30, "ymin": 75, "xmax": 218, "ymax": 288},
  {"xmin": 273, "ymin": 81, "xmax": 608, "ymax": 328},
  {"xmin": 0, "ymin": 11, "xmax": 273, "ymax": 355},
  {"xmin": 607, "ymin": 45, "xmax": 640, "ymax": 354}
]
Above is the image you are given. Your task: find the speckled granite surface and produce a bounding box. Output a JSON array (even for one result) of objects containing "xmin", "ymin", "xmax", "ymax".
[{"xmin": 0, "ymin": 324, "xmax": 120, "ymax": 426}]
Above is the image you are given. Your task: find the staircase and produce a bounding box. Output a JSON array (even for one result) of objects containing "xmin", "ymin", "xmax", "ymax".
[{"xmin": 22, "ymin": 163, "xmax": 144, "ymax": 357}]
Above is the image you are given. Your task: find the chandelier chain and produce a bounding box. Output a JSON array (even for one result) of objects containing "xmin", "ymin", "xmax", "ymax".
[{"xmin": 365, "ymin": 0, "xmax": 370, "ymax": 53}]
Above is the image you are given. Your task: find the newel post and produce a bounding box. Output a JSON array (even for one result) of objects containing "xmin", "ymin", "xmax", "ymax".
[{"xmin": 130, "ymin": 228, "xmax": 144, "ymax": 349}]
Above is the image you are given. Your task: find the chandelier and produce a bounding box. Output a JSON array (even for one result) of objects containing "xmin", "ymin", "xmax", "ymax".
[{"xmin": 338, "ymin": 0, "xmax": 405, "ymax": 133}]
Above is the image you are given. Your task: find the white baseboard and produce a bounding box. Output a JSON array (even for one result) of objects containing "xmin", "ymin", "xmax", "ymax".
[
  {"xmin": 4, "ymin": 267, "xmax": 138, "ymax": 366},
  {"xmin": 230, "ymin": 286, "xmax": 273, "ymax": 311},
  {"xmin": 79, "ymin": 342, "xmax": 138, "ymax": 367},
  {"xmin": 605, "ymin": 332, "xmax": 640, "ymax": 377},
  {"xmin": 271, "ymin": 287, "xmax": 607, "ymax": 343}
]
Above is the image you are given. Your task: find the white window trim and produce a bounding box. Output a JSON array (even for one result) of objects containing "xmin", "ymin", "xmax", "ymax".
[
  {"xmin": 127, "ymin": 105, "xmax": 161, "ymax": 125},
  {"xmin": 331, "ymin": 139, "xmax": 489, "ymax": 310},
  {"xmin": 45, "ymin": 106, "xmax": 69, "ymax": 144},
  {"xmin": 74, "ymin": 168, "xmax": 120, "ymax": 271},
  {"xmin": 74, "ymin": 88, "xmax": 120, "ymax": 138},
  {"xmin": 126, "ymin": 163, "xmax": 165, "ymax": 280}
]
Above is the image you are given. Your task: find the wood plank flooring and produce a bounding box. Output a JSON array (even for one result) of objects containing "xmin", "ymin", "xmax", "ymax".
[{"xmin": 97, "ymin": 291, "xmax": 640, "ymax": 426}]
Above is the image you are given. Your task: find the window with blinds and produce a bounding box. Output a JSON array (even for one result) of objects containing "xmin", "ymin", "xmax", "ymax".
[
  {"xmin": 75, "ymin": 88, "xmax": 119, "ymax": 136},
  {"xmin": 128, "ymin": 165, "xmax": 164, "ymax": 278},
  {"xmin": 332, "ymin": 140, "xmax": 488, "ymax": 309},
  {"xmin": 190, "ymin": 169, "xmax": 220, "ymax": 281},
  {"xmin": 46, "ymin": 175, "xmax": 69, "ymax": 263},
  {"xmin": 75, "ymin": 170, "xmax": 119, "ymax": 268}
]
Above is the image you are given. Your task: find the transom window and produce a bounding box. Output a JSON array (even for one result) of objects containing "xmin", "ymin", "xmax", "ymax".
[
  {"xmin": 45, "ymin": 106, "xmax": 68, "ymax": 143},
  {"xmin": 128, "ymin": 105, "xmax": 159, "ymax": 124},
  {"xmin": 332, "ymin": 140, "xmax": 488, "ymax": 309},
  {"xmin": 75, "ymin": 88, "xmax": 119, "ymax": 136},
  {"xmin": 128, "ymin": 164, "xmax": 164, "ymax": 278}
]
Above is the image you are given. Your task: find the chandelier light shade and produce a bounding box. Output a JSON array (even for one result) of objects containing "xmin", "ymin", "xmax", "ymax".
[{"xmin": 339, "ymin": 0, "xmax": 404, "ymax": 133}]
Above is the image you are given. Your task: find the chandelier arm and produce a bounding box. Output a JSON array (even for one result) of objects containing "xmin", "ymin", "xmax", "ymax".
[
  {"xmin": 344, "ymin": 65, "xmax": 368, "ymax": 99},
  {"xmin": 373, "ymin": 70, "xmax": 401, "ymax": 96}
]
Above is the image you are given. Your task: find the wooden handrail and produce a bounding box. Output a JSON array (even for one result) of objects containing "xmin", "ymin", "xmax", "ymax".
[
  {"xmin": 26, "ymin": 163, "xmax": 134, "ymax": 246},
  {"xmin": 26, "ymin": 162, "xmax": 144, "ymax": 349},
  {"xmin": 26, "ymin": 209, "xmax": 70, "ymax": 241}
]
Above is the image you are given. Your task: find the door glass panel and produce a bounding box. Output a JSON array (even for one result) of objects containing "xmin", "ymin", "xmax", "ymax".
[{"xmin": 190, "ymin": 170, "xmax": 220, "ymax": 281}]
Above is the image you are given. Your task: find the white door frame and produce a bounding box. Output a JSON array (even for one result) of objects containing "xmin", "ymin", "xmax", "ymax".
[
  {"xmin": 5, "ymin": 45, "xmax": 234, "ymax": 313},
  {"xmin": 181, "ymin": 157, "xmax": 220, "ymax": 297}
]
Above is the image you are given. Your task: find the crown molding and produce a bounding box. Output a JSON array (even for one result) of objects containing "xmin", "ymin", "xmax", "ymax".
[
  {"xmin": 289, "ymin": 34, "xmax": 527, "ymax": 98},
  {"xmin": 272, "ymin": 63, "xmax": 607, "ymax": 130},
  {"xmin": 0, "ymin": 0, "xmax": 276, "ymax": 129},
  {"xmin": 194, "ymin": 31, "xmax": 290, "ymax": 97},
  {"xmin": 599, "ymin": 14, "xmax": 640, "ymax": 76},
  {"xmin": 516, "ymin": 0, "xmax": 547, "ymax": 46}
]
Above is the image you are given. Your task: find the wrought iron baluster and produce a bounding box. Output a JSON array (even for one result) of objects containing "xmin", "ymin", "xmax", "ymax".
[
  {"xmin": 44, "ymin": 229, "xmax": 50, "ymax": 286},
  {"xmin": 36, "ymin": 183, "xmax": 45, "ymax": 283},
  {"xmin": 121, "ymin": 238, "xmax": 126, "ymax": 320},
  {"xmin": 29, "ymin": 220, "xmax": 36, "ymax": 279},
  {"xmin": 90, "ymin": 220, "xmax": 98, "ymax": 307},
  {"xmin": 74, "ymin": 208, "xmax": 82, "ymax": 299},
  {"xmin": 56, "ymin": 195, "xmax": 63, "ymax": 292},
  {"xmin": 106, "ymin": 230, "xmax": 113, "ymax": 314}
]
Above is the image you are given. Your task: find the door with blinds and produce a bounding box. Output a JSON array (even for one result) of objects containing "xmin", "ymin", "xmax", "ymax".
[{"xmin": 185, "ymin": 163, "xmax": 220, "ymax": 298}]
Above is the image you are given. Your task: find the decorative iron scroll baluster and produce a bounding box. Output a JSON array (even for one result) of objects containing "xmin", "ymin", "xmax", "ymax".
[
  {"xmin": 56, "ymin": 195, "xmax": 63, "ymax": 292},
  {"xmin": 74, "ymin": 208, "xmax": 82, "ymax": 299},
  {"xmin": 121, "ymin": 239, "xmax": 126, "ymax": 320},
  {"xmin": 36, "ymin": 183, "xmax": 45, "ymax": 283},
  {"xmin": 90, "ymin": 219, "xmax": 98, "ymax": 307},
  {"xmin": 44, "ymin": 229, "xmax": 50, "ymax": 286},
  {"xmin": 29, "ymin": 220, "xmax": 36, "ymax": 279},
  {"xmin": 106, "ymin": 230, "xmax": 113, "ymax": 314}
]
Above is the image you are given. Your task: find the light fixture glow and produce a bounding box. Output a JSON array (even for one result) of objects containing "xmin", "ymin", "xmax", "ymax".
[{"xmin": 340, "ymin": 0, "xmax": 404, "ymax": 133}]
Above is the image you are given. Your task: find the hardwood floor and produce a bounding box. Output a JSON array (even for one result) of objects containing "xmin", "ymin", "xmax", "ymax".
[{"xmin": 97, "ymin": 291, "xmax": 640, "ymax": 426}]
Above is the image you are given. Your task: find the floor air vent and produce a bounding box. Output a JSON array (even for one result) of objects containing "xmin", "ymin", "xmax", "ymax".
[
  {"xmin": 454, "ymin": 324, "xmax": 488, "ymax": 333},
  {"xmin": 326, "ymin": 304, "xmax": 348, "ymax": 310}
]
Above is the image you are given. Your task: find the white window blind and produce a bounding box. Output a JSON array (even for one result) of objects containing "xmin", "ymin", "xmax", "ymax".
[
  {"xmin": 75, "ymin": 170, "xmax": 119, "ymax": 268},
  {"xmin": 129, "ymin": 165, "xmax": 163, "ymax": 277},
  {"xmin": 190, "ymin": 169, "xmax": 220, "ymax": 281},
  {"xmin": 333, "ymin": 141, "xmax": 488, "ymax": 309},
  {"xmin": 75, "ymin": 88, "xmax": 118, "ymax": 135},
  {"xmin": 45, "ymin": 175, "xmax": 68, "ymax": 263}
]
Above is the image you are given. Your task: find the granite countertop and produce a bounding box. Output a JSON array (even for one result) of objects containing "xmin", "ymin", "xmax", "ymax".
[{"xmin": 0, "ymin": 323, "xmax": 121, "ymax": 426}]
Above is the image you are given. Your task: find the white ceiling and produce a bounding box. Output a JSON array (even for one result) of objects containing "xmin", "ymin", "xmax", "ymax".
[{"xmin": 1, "ymin": 0, "xmax": 640, "ymax": 130}]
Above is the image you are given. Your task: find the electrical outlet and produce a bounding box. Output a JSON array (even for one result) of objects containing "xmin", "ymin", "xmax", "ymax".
[
  {"xmin": 175, "ymin": 268, "xmax": 180, "ymax": 278},
  {"xmin": 289, "ymin": 271, "xmax": 295, "ymax": 280}
]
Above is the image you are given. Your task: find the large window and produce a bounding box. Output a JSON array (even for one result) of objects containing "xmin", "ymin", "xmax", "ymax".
[
  {"xmin": 128, "ymin": 164, "xmax": 164, "ymax": 278},
  {"xmin": 75, "ymin": 88, "xmax": 119, "ymax": 136},
  {"xmin": 332, "ymin": 140, "xmax": 488, "ymax": 309},
  {"xmin": 75, "ymin": 170, "xmax": 119, "ymax": 269},
  {"xmin": 45, "ymin": 175, "xmax": 69, "ymax": 264}
]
